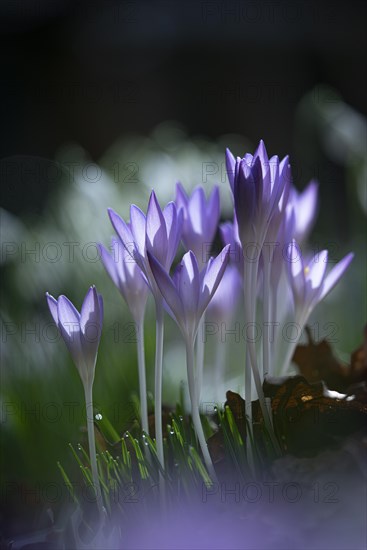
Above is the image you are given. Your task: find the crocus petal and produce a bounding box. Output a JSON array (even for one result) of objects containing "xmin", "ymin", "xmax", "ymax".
[
  {"xmin": 307, "ymin": 250, "xmax": 328, "ymax": 289},
  {"xmin": 235, "ymin": 161, "xmax": 256, "ymax": 241},
  {"xmin": 294, "ymin": 180, "xmax": 319, "ymax": 240},
  {"xmin": 164, "ymin": 201, "xmax": 182, "ymax": 269},
  {"xmin": 179, "ymin": 251, "xmax": 200, "ymax": 323},
  {"xmin": 130, "ymin": 205, "xmax": 147, "ymax": 258},
  {"xmin": 99, "ymin": 243, "xmax": 119, "ymax": 288},
  {"xmin": 79, "ymin": 286, "xmax": 103, "ymax": 381},
  {"xmin": 175, "ymin": 182, "xmax": 189, "ymax": 212},
  {"xmin": 46, "ymin": 292, "xmax": 59, "ymax": 325},
  {"xmin": 57, "ymin": 295, "xmax": 84, "ymax": 371},
  {"xmin": 319, "ymin": 252, "xmax": 354, "ymax": 301},
  {"xmin": 146, "ymin": 191, "xmax": 168, "ymax": 265},
  {"xmin": 225, "ymin": 148, "xmax": 236, "ymax": 193},
  {"xmin": 108, "ymin": 208, "xmax": 137, "ymax": 259},
  {"xmin": 287, "ymin": 240, "xmax": 305, "ymax": 304},
  {"xmin": 199, "ymin": 245, "xmax": 230, "ymax": 315},
  {"xmin": 57, "ymin": 295, "xmax": 80, "ymax": 337},
  {"xmin": 188, "ymin": 187, "xmax": 206, "ymax": 236},
  {"xmin": 80, "ymin": 286, "xmax": 102, "ymax": 337},
  {"xmin": 147, "ymin": 251, "xmax": 185, "ymax": 325}
]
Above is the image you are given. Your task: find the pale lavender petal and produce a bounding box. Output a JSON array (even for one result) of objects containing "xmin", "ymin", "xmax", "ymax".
[
  {"xmin": 130, "ymin": 205, "xmax": 146, "ymax": 257},
  {"xmin": 294, "ymin": 180, "xmax": 319, "ymax": 240},
  {"xmin": 307, "ymin": 250, "xmax": 328, "ymax": 289},
  {"xmin": 164, "ymin": 201, "xmax": 182, "ymax": 268},
  {"xmin": 319, "ymin": 252, "xmax": 354, "ymax": 301},
  {"xmin": 99, "ymin": 243, "xmax": 119, "ymax": 288},
  {"xmin": 108, "ymin": 208, "xmax": 137, "ymax": 259},
  {"xmin": 175, "ymin": 182, "xmax": 188, "ymax": 212},
  {"xmin": 199, "ymin": 245, "xmax": 230, "ymax": 315},
  {"xmin": 286, "ymin": 240, "xmax": 305, "ymax": 305},
  {"xmin": 147, "ymin": 251, "xmax": 185, "ymax": 325},
  {"xmin": 79, "ymin": 287, "xmax": 102, "ymax": 377},
  {"xmin": 188, "ymin": 187, "xmax": 205, "ymax": 235},
  {"xmin": 235, "ymin": 162, "xmax": 256, "ymax": 241},
  {"xmin": 80, "ymin": 286, "xmax": 102, "ymax": 339},
  {"xmin": 146, "ymin": 191, "xmax": 168, "ymax": 265},
  {"xmin": 57, "ymin": 295, "xmax": 83, "ymax": 367},
  {"xmin": 57, "ymin": 295, "xmax": 80, "ymax": 334},
  {"xmin": 178, "ymin": 251, "xmax": 200, "ymax": 321},
  {"xmin": 46, "ymin": 292, "xmax": 59, "ymax": 325}
]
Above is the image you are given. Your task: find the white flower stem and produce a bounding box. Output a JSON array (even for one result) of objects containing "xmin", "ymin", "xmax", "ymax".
[
  {"xmin": 262, "ymin": 259, "xmax": 271, "ymax": 378},
  {"xmin": 84, "ymin": 383, "xmax": 103, "ymax": 515},
  {"xmin": 262, "ymin": 260, "xmax": 273, "ymax": 424},
  {"xmin": 196, "ymin": 314, "xmax": 205, "ymax": 405},
  {"xmin": 154, "ymin": 300, "xmax": 165, "ymax": 470},
  {"xmin": 214, "ymin": 337, "xmax": 226, "ymax": 404},
  {"xmin": 244, "ymin": 262, "xmax": 255, "ymax": 473},
  {"xmin": 270, "ymin": 283, "xmax": 278, "ymax": 375},
  {"xmin": 244, "ymin": 258, "xmax": 281, "ymax": 456},
  {"xmin": 185, "ymin": 336, "xmax": 217, "ymax": 482},
  {"xmin": 137, "ymin": 316, "xmax": 149, "ymax": 435},
  {"xmin": 282, "ymin": 309, "xmax": 309, "ymax": 375}
]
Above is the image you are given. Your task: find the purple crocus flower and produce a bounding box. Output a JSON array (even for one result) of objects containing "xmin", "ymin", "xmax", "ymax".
[
  {"xmin": 46, "ymin": 286, "xmax": 103, "ymax": 512},
  {"xmin": 99, "ymin": 237, "xmax": 150, "ymax": 434},
  {"xmin": 226, "ymin": 140, "xmax": 291, "ymax": 250},
  {"xmin": 107, "ymin": 191, "xmax": 183, "ymax": 471},
  {"xmin": 175, "ymin": 183, "xmax": 220, "ymax": 268},
  {"xmin": 99, "ymin": 237, "xmax": 149, "ymax": 323},
  {"xmin": 46, "ymin": 286, "xmax": 103, "ymax": 388},
  {"xmin": 148, "ymin": 245, "xmax": 230, "ymax": 341},
  {"xmin": 148, "ymin": 245, "xmax": 230, "ymax": 479},
  {"xmin": 108, "ymin": 191, "xmax": 182, "ymax": 299},
  {"xmin": 281, "ymin": 240, "xmax": 354, "ymax": 373},
  {"xmin": 286, "ymin": 240, "xmax": 354, "ymax": 318}
]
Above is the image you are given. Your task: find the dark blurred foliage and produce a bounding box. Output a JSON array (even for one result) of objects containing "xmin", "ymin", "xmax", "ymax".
[{"xmin": 0, "ymin": 0, "xmax": 366, "ymax": 237}]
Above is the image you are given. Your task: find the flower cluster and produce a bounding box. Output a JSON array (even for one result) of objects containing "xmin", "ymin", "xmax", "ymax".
[{"xmin": 46, "ymin": 141, "xmax": 353, "ymax": 483}]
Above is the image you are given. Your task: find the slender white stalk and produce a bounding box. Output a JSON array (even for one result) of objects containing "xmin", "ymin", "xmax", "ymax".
[
  {"xmin": 185, "ymin": 337, "xmax": 217, "ymax": 482},
  {"xmin": 262, "ymin": 259, "xmax": 271, "ymax": 378},
  {"xmin": 262, "ymin": 260, "xmax": 273, "ymax": 424},
  {"xmin": 281, "ymin": 309, "xmax": 308, "ymax": 375},
  {"xmin": 244, "ymin": 263, "xmax": 254, "ymax": 467},
  {"xmin": 196, "ymin": 314, "xmax": 205, "ymax": 405},
  {"xmin": 84, "ymin": 383, "xmax": 103, "ymax": 515},
  {"xmin": 214, "ymin": 337, "xmax": 226, "ymax": 404},
  {"xmin": 154, "ymin": 301, "xmax": 165, "ymax": 470},
  {"xmin": 245, "ymin": 257, "xmax": 281, "ymax": 455},
  {"xmin": 137, "ymin": 316, "xmax": 149, "ymax": 435},
  {"xmin": 269, "ymin": 283, "xmax": 278, "ymax": 376}
]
